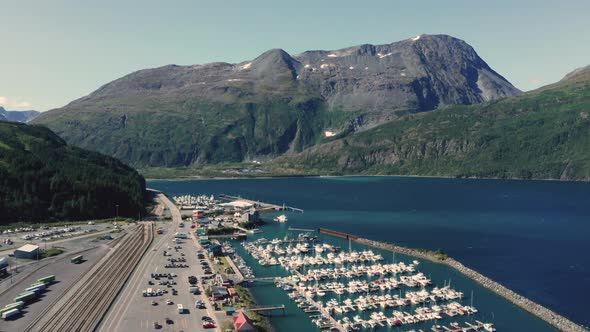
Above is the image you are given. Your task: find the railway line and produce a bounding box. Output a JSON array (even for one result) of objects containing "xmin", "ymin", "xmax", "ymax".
[{"xmin": 24, "ymin": 223, "xmax": 153, "ymax": 332}]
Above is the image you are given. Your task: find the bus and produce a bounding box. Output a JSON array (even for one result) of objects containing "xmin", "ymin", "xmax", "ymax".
[{"xmin": 71, "ymin": 255, "xmax": 83, "ymax": 264}]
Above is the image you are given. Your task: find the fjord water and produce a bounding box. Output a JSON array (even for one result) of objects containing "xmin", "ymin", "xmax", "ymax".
[{"xmin": 148, "ymin": 176, "xmax": 590, "ymax": 330}]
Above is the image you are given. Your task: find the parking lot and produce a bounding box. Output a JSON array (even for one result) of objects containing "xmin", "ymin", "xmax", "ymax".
[{"xmin": 100, "ymin": 194, "xmax": 226, "ymax": 332}]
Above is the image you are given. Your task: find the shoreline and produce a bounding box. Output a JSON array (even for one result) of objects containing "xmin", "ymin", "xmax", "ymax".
[
  {"xmin": 317, "ymin": 228, "xmax": 587, "ymax": 332},
  {"xmin": 145, "ymin": 173, "xmax": 589, "ymax": 184}
]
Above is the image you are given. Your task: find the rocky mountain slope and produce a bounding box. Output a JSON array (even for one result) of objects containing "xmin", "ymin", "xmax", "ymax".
[
  {"xmin": 273, "ymin": 65, "xmax": 590, "ymax": 180},
  {"xmin": 33, "ymin": 34, "xmax": 519, "ymax": 167},
  {"xmin": 0, "ymin": 122, "xmax": 145, "ymax": 223},
  {"xmin": 0, "ymin": 107, "xmax": 40, "ymax": 123}
]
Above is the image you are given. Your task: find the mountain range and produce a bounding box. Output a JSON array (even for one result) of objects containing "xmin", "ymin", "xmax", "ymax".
[
  {"xmin": 30, "ymin": 34, "xmax": 590, "ymax": 180},
  {"xmin": 272, "ymin": 64, "xmax": 590, "ymax": 180},
  {"xmin": 33, "ymin": 34, "xmax": 520, "ymax": 167},
  {"xmin": 0, "ymin": 107, "xmax": 40, "ymax": 123}
]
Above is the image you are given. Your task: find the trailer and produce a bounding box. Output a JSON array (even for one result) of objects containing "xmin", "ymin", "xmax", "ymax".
[
  {"xmin": 71, "ymin": 255, "xmax": 83, "ymax": 264},
  {"xmin": 29, "ymin": 281, "xmax": 47, "ymax": 289},
  {"xmin": 0, "ymin": 307, "xmax": 17, "ymax": 315},
  {"xmin": 14, "ymin": 291, "xmax": 37, "ymax": 303},
  {"xmin": 26, "ymin": 283, "xmax": 47, "ymax": 292},
  {"xmin": 37, "ymin": 275, "xmax": 55, "ymax": 284},
  {"xmin": 25, "ymin": 285, "xmax": 46, "ymax": 295},
  {"xmin": 3, "ymin": 301, "xmax": 25, "ymax": 310},
  {"xmin": 1, "ymin": 308, "xmax": 20, "ymax": 320}
]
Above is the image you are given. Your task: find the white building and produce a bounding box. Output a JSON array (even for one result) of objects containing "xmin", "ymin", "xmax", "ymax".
[{"xmin": 14, "ymin": 244, "xmax": 40, "ymax": 259}]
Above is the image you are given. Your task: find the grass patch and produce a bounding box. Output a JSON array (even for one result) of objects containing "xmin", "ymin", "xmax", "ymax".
[{"xmin": 41, "ymin": 247, "xmax": 64, "ymax": 259}]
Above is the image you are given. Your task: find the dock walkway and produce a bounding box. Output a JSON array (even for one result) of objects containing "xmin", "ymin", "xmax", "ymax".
[
  {"xmin": 223, "ymin": 252, "xmax": 245, "ymax": 283},
  {"xmin": 248, "ymin": 304, "xmax": 286, "ymax": 314}
]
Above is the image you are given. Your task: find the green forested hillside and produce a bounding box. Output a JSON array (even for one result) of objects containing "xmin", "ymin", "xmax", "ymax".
[
  {"xmin": 272, "ymin": 68, "xmax": 590, "ymax": 180},
  {"xmin": 0, "ymin": 122, "xmax": 146, "ymax": 224}
]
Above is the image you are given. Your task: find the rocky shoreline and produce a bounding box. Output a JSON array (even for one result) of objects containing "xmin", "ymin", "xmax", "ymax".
[{"xmin": 356, "ymin": 238, "xmax": 588, "ymax": 332}]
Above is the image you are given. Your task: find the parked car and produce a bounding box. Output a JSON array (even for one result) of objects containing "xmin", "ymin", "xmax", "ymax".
[{"xmin": 202, "ymin": 321, "xmax": 216, "ymax": 329}]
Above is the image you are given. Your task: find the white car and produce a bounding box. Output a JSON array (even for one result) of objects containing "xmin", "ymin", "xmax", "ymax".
[{"xmin": 166, "ymin": 299, "xmax": 173, "ymax": 305}]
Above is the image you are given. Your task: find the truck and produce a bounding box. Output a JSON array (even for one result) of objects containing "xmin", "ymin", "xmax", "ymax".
[
  {"xmin": 1, "ymin": 308, "xmax": 19, "ymax": 320},
  {"xmin": 71, "ymin": 255, "xmax": 83, "ymax": 264},
  {"xmin": 177, "ymin": 304, "xmax": 184, "ymax": 314},
  {"xmin": 37, "ymin": 275, "xmax": 55, "ymax": 284}
]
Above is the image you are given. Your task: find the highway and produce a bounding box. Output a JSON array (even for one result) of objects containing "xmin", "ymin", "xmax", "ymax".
[{"xmin": 100, "ymin": 193, "xmax": 223, "ymax": 332}]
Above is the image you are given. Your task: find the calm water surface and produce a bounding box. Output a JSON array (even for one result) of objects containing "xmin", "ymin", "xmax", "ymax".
[{"xmin": 148, "ymin": 176, "xmax": 590, "ymax": 331}]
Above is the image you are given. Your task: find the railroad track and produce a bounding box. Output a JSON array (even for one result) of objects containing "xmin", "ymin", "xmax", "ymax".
[{"xmin": 25, "ymin": 223, "xmax": 153, "ymax": 332}]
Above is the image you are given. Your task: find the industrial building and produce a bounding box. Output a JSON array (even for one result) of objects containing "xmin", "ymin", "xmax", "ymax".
[
  {"xmin": 14, "ymin": 244, "xmax": 40, "ymax": 259},
  {"xmin": 240, "ymin": 208, "xmax": 260, "ymax": 223}
]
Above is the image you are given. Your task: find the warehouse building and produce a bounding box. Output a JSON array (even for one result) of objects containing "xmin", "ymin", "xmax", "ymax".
[{"xmin": 14, "ymin": 244, "xmax": 40, "ymax": 259}]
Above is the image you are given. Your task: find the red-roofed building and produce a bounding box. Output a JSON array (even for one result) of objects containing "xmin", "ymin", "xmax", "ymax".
[{"xmin": 233, "ymin": 311, "xmax": 257, "ymax": 332}]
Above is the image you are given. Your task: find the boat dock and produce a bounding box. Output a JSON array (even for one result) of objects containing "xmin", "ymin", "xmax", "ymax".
[
  {"xmin": 219, "ymin": 194, "xmax": 304, "ymax": 213},
  {"xmin": 248, "ymin": 304, "xmax": 286, "ymax": 315},
  {"xmin": 288, "ymin": 227, "xmax": 316, "ymax": 232},
  {"xmin": 223, "ymin": 250, "xmax": 245, "ymax": 282}
]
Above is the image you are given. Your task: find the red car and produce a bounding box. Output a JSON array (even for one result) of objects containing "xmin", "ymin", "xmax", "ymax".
[
  {"xmin": 202, "ymin": 321, "xmax": 216, "ymax": 328},
  {"xmin": 190, "ymin": 224, "xmax": 196, "ymax": 229}
]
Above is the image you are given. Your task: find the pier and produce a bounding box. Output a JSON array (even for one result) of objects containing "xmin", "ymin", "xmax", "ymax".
[
  {"xmin": 248, "ymin": 304, "xmax": 286, "ymax": 315},
  {"xmin": 223, "ymin": 246, "xmax": 245, "ymax": 282},
  {"xmin": 219, "ymin": 194, "xmax": 304, "ymax": 213},
  {"xmin": 288, "ymin": 227, "xmax": 316, "ymax": 232}
]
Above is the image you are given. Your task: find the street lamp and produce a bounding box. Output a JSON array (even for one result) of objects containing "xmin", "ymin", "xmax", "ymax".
[{"xmin": 115, "ymin": 204, "xmax": 119, "ymax": 222}]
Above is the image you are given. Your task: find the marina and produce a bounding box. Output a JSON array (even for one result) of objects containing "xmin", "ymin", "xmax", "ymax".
[
  {"xmin": 148, "ymin": 177, "xmax": 590, "ymax": 332},
  {"xmin": 234, "ymin": 234, "xmax": 498, "ymax": 332}
]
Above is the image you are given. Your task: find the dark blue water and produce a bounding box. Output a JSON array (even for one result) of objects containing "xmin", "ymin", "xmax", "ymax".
[{"xmin": 148, "ymin": 176, "xmax": 590, "ymax": 329}]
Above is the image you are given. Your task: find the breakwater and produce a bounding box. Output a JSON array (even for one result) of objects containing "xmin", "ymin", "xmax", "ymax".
[{"xmin": 318, "ymin": 228, "xmax": 588, "ymax": 332}]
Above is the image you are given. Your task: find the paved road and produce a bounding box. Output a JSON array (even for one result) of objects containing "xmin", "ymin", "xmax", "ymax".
[{"xmin": 100, "ymin": 194, "xmax": 223, "ymax": 332}]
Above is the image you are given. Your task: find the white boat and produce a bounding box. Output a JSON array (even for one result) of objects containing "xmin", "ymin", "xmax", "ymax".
[{"xmin": 274, "ymin": 215, "xmax": 288, "ymax": 222}]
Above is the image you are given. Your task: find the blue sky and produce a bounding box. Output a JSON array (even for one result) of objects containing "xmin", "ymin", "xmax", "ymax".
[{"xmin": 1, "ymin": 0, "xmax": 589, "ymax": 111}]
